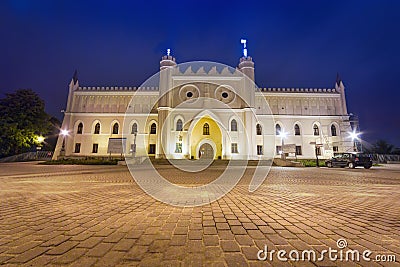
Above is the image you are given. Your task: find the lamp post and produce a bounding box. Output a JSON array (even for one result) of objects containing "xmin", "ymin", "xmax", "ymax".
[
  {"xmin": 36, "ymin": 135, "xmax": 45, "ymax": 160},
  {"xmin": 132, "ymin": 131, "xmax": 137, "ymax": 158},
  {"xmin": 349, "ymin": 131, "xmax": 360, "ymax": 152},
  {"xmin": 279, "ymin": 131, "xmax": 287, "ymax": 160},
  {"xmin": 60, "ymin": 129, "xmax": 68, "ymax": 156}
]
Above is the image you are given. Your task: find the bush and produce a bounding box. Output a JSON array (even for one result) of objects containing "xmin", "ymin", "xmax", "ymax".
[
  {"xmin": 297, "ymin": 159, "xmax": 326, "ymax": 167},
  {"xmin": 40, "ymin": 158, "xmax": 119, "ymax": 165}
]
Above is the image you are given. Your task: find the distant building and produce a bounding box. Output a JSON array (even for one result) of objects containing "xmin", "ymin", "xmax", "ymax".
[{"xmin": 53, "ymin": 43, "xmax": 354, "ymax": 160}]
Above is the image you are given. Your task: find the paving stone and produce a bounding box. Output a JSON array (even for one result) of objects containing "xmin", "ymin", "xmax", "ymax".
[
  {"xmin": 86, "ymin": 242, "xmax": 114, "ymax": 257},
  {"xmin": 241, "ymin": 246, "xmax": 260, "ymax": 260},
  {"xmin": 203, "ymin": 235, "xmax": 219, "ymax": 246},
  {"xmin": 203, "ymin": 226, "xmax": 217, "ymax": 235},
  {"xmin": 77, "ymin": 237, "xmax": 103, "ymax": 249},
  {"xmin": 169, "ymin": 235, "xmax": 187, "ymax": 246},
  {"xmin": 112, "ymin": 238, "xmax": 136, "ymax": 251},
  {"xmin": 235, "ymin": 235, "xmax": 254, "ymax": 246},
  {"xmin": 52, "ymin": 247, "xmax": 87, "ymax": 264},
  {"xmin": 46, "ymin": 241, "xmax": 78, "ymax": 255},
  {"xmin": 220, "ymin": 240, "xmax": 240, "ymax": 252}
]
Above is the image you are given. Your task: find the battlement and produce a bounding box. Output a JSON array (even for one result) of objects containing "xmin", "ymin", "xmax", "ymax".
[
  {"xmin": 161, "ymin": 55, "xmax": 176, "ymax": 61},
  {"xmin": 175, "ymin": 65, "xmax": 239, "ymax": 76},
  {"xmin": 239, "ymin": 56, "xmax": 253, "ymax": 62},
  {"xmin": 76, "ymin": 86, "xmax": 159, "ymax": 91},
  {"xmin": 259, "ymin": 87, "xmax": 337, "ymax": 93}
]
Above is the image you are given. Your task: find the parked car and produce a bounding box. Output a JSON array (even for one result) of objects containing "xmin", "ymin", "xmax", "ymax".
[{"xmin": 325, "ymin": 152, "xmax": 372, "ymax": 169}]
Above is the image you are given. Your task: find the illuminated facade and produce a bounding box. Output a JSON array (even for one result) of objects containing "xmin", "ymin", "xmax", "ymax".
[{"xmin": 53, "ymin": 45, "xmax": 354, "ymax": 160}]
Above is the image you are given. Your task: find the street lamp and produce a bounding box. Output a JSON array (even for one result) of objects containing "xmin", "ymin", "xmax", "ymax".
[
  {"xmin": 349, "ymin": 131, "xmax": 360, "ymax": 152},
  {"xmin": 279, "ymin": 131, "xmax": 287, "ymax": 160},
  {"xmin": 60, "ymin": 129, "xmax": 69, "ymax": 154},
  {"xmin": 132, "ymin": 131, "xmax": 137, "ymax": 158},
  {"xmin": 37, "ymin": 136, "xmax": 45, "ymax": 143},
  {"xmin": 36, "ymin": 135, "xmax": 45, "ymax": 160}
]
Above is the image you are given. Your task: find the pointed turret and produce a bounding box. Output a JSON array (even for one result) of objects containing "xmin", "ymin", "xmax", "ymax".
[
  {"xmin": 69, "ymin": 69, "xmax": 79, "ymax": 89},
  {"xmin": 237, "ymin": 39, "xmax": 255, "ymax": 82},
  {"xmin": 66, "ymin": 70, "xmax": 79, "ymax": 112},
  {"xmin": 73, "ymin": 69, "xmax": 78, "ymax": 84},
  {"xmin": 335, "ymin": 73, "xmax": 348, "ymax": 115}
]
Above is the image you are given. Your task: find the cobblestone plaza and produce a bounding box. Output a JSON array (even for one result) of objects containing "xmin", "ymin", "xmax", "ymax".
[{"xmin": 0, "ymin": 162, "xmax": 399, "ymax": 266}]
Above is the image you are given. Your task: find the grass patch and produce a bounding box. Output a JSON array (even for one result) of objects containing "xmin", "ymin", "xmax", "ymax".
[
  {"xmin": 297, "ymin": 159, "xmax": 326, "ymax": 167},
  {"xmin": 40, "ymin": 158, "xmax": 119, "ymax": 165}
]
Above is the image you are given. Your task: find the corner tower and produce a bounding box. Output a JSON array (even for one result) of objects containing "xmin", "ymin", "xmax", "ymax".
[{"xmin": 157, "ymin": 49, "xmax": 177, "ymax": 158}]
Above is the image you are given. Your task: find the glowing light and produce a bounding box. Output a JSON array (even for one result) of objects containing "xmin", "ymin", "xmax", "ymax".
[
  {"xmin": 240, "ymin": 39, "xmax": 248, "ymax": 57},
  {"xmin": 167, "ymin": 49, "xmax": 170, "ymax": 56},
  {"xmin": 279, "ymin": 131, "xmax": 287, "ymax": 138},
  {"xmin": 60, "ymin": 129, "xmax": 69, "ymax": 136},
  {"xmin": 349, "ymin": 131, "xmax": 360, "ymax": 140},
  {"xmin": 37, "ymin": 136, "xmax": 45, "ymax": 143}
]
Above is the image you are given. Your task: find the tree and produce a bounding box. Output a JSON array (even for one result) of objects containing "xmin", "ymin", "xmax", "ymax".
[
  {"xmin": 371, "ymin": 139, "xmax": 395, "ymax": 154},
  {"xmin": 0, "ymin": 89, "xmax": 53, "ymax": 157}
]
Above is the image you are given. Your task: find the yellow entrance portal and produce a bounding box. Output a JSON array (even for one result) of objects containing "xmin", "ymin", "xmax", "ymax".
[{"xmin": 190, "ymin": 117, "xmax": 222, "ymax": 159}]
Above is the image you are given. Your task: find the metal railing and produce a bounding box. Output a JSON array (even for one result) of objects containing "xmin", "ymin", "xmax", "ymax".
[
  {"xmin": 0, "ymin": 151, "xmax": 53, "ymax": 163},
  {"xmin": 370, "ymin": 154, "xmax": 400, "ymax": 163}
]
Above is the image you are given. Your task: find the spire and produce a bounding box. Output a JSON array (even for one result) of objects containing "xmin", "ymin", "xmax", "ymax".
[
  {"xmin": 336, "ymin": 72, "xmax": 342, "ymax": 87},
  {"xmin": 240, "ymin": 39, "xmax": 248, "ymax": 57},
  {"xmin": 73, "ymin": 69, "xmax": 78, "ymax": 85}
]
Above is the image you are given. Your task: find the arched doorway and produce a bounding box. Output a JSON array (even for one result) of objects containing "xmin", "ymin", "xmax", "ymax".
[
  {"xmin": 199, "ymin": 143, "xmax": 214, "ymax": 159},
  {"xmin": 189, "ymin": 115, "xmax": 222, "ymax": 159}
]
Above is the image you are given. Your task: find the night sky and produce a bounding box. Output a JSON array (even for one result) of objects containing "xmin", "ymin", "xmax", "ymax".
[{"xmin": 1, "ymin": 0, "xmax": 399, "ymax": 147}]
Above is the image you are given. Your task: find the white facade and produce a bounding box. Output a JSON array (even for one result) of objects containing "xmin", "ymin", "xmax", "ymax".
[{"xmin": 53, "ymin": 52, "xmax": 354, "ymax": 160}]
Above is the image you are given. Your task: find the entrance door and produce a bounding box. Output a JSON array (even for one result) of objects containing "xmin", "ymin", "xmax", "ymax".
[{"xmin": 199, "ymin": 143, "xmax": 214, "ymax": 159}]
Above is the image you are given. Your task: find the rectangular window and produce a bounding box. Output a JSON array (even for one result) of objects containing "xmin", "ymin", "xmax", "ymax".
[
  {"xmin": 257, "ymin": 145, "xmax": 263, "ymax": 155},
  {"xmin": 276, "ymin": 145, "xmax": 282, "ymax": 155},
  {"xmin": 92, "ymin": 143, "xmax": 98, "ymax": 153},
  {"xmin": 295, "ymin": 146, "xmax": 302, "ymax": 155},
  {"xmin": 148, "ymin": 144, "xmax": 156, "ymax": 154},
  {"xmin": 316, "ymin": 147, "xmax": 321, "ymax": 156},
  {"xmin": 74, "ymin": 143, "xmax": 81, "ymax": 153},
  {"xmin": 333, "ymin": 146, "xmax": 339, "ymax": 152},
  {"xmin": 175, "ymin": 143, "xmax": 182, "ymax": 153},
  {"xmin": 231, "ymin": 143, "xmax": 238, "ymax": 153}
]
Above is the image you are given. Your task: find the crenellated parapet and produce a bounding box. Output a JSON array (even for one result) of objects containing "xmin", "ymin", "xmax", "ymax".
[
  {"xmin": 76, "ymin": 86, "xmax": 159, "ymax": 91},
  {"xmin": 259, "ymin": 87, "xmax": 338, "ymax": 93},
  {"xmin": 174, "ymin": 65, "xmax": 240, "ymax": 76}
]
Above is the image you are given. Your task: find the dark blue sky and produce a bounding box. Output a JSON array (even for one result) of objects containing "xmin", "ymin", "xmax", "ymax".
[{"xmin": 1, "ymin": 0, "xmax": 399, "ymax": 146}]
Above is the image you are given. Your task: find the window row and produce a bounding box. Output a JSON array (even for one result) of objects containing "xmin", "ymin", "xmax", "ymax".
[
  {"xmin": 273, "ymin": 123, "xmax": 339, "ymax": 137},
  {"xmin": 76, "ymin": 120, "xmax": 338, "ymax": 137},
  {"xmin": 75, "ymin": 122, "xmax": 157, "ymax": 135},
  {"xmin": 74, "ymin": 142, "xmax": 332, "ymax": 157}
]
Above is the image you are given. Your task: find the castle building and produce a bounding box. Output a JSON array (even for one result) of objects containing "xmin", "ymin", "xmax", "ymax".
[{"xmin": 53, "ymin": 42, "xmax": 354, "ymax": 160}]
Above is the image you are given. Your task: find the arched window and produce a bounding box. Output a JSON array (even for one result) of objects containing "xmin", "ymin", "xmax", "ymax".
[
  {"xmin": 203, "ymin": 123, "xmax": 210, "ymax": 135},
  {"xmin": 94, "ymin": 123, "xmax": 100, "ymax": 134},
  {"xmin": 231, "ymin": 119, "xmax": 238, "ymax": 132},
  {"xmin": 294, "ymin": 124, "xmax": 300, "ymax": 136},
  {"xmin": 150, "ymin": 123, "xmax": 156, "ymax": 134},
  {"xmin": 331, "ymin": 125, "xmax": 337, "ymax": 136},
  {"xmin": 275, "ymin": 124, "xmax": 281, "ymax": 135},
  {"xmin": 256, "ymin": 124, "xmax": 262, "ymax": 135},
  {"xmin": 77, "ymin": 122, "xmax": 83, "ymax": 134},
  {"xmin": 112, "ymin": 123, "xmax": 119, "ymax": 134},
  {"xmin": 313, "ymin": 124, "xmax": 320, "ymax": 136},
  {"xmin": 176, "ymin": 119, "xmax": 183, "ymax": 131},
  {"xmin": 132, "ymin": 123, "xmax": 138, "ymax": 134}
]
